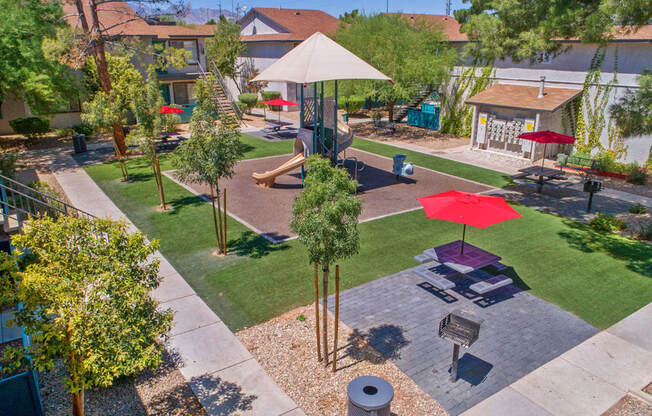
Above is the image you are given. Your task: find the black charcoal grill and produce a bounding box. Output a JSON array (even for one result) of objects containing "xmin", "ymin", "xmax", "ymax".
[{"xmin": 438, "ymin": 311, "xmax": 482, "ymax": 382}]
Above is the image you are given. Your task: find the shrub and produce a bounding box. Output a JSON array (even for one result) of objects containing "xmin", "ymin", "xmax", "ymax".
[
  {"xmin": 339, "ymin": 95, "xmax": 365, "ymax": 114},
  {"xmin": 238, "ymin": 93, "xmax": 258, "ymax": 114},
  {"xmin": 9, "ymin": 117, "xmax": 50, "ymax": 140},
  {"xmin": 638, "ymin": 223, "xmax": 652, "ymax": 240},
  {"xmin": 372, "ymin": 111, "xmax": 382, "ymax": 123},
  {"xmin": 0, "ymin": 152, "xmax": 18, "ymax": 178},
  {"xmin": 54, "ymin": 128, "xmax": 75, "ymax": 138},
  {"xmin": 162, "ymin": 113, "xmax": 181, "ymax": 133},
  {"xmin": 625, "ymin": 163, "xmax": 648, "ymax": 185},
  {"xmin": 72, "ymin": 123, "xmax": 93, "ymax": 136},
  {"xmin": 594, "ymin": 152, "xmax": 620, "ymax": 174},
  {"xmin": 589, "ymin": 213, "xmax": 626, "ymax": 232},
  {"xmin": 629, "ymin": 203, "xmax": 648, "ymax": 214},
  {"xmin": 260, "ymin": 90, "xmax": 281, "ymax": 101}
]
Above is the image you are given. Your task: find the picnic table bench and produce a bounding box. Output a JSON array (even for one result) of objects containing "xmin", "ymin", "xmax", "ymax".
[
  {"xmin": 263, "ymin": 121, "xmax": 293, "ymax": 133},
  {"xmin": 414, "ymin": 261, "xmax": 456, "ymax": 291},
  {"xmin": 512, "ymin": 166, "xmax": 567, "ymax": 192},
  {"xmin": 555, "ymin": 154, "xmax": 601, "ymax": 174}
]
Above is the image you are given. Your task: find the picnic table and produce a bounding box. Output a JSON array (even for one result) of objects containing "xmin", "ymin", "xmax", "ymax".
[
  {"xmin": 427, "ymin": 240, "xmax": 501, "ymax": 274},
  {"xmin": 513, "ymin": 166, "xmax": 566, "ymax": 193},
  {"xmin": 263, "ymin": 121, "xmax": 293, "ymax": 133}
]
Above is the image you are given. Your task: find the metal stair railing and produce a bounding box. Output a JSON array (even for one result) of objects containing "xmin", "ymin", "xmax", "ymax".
[
  {"xmin": 209, "ymin": 61, "xmax": 243, "ymax": 122},
  {"xmin": 0, "ymin": 174, "xmax": 95, "ymax": 232}
]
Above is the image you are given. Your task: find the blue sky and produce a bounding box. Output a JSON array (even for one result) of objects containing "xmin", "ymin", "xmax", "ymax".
[{"xmin": 187, "ymin": 0, "xmax": 469, "ymax": 19}]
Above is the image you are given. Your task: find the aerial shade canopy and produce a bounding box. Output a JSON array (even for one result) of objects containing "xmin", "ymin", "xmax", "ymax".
[{"xmin": 250, "ymin": 32, "xmax": 392, "ymax": 84}]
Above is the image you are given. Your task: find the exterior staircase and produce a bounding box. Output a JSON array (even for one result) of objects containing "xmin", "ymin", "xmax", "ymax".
[
  {"xmin": 392, "ymin": 84, "xmax": 438, "ymax": 122},
  {"xmin": 199, "ymin": 61, "xmax": 242, "ymax": 126}
]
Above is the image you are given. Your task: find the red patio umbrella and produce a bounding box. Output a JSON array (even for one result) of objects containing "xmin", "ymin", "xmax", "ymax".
[
  {"xmin": 160, "ymin": 105, "xmax": 184, "ymax": 114},
  {"xmin": 518, "ymin": 130, "xmax": 577, "ymax": 170},
  {"xmin": 417, "ymin": 190, "xmax": 521, "ymax": 254},
  {"xmin": 260, "ymin": 98, "xmax": 298, "ymax": 121}
]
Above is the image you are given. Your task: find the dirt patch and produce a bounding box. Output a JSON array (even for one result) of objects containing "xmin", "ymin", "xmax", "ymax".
[
  {"xmin": 601, "ymin": 394, "xmax": 652, "ymax": 416},
  {"xmin": 0, "ymin": 133, "xmax": 112, "ymax": 153},
  {"xmin": 237, "ymin": 304, "xmax": 448, "ymax": 416},
  {"xmin": 40, "ymin": 348, "xmax": 207, "ymax": 416},
  {"xmin": 352, "ymin": 121, "xmax": 469, "ymax": 150}
]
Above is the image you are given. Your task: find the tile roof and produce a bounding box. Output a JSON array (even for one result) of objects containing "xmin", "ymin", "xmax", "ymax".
[
  {"xmin": 387, "ymin": 13, "xmax": 468, "ymax": 42},
  {"xmin": 62, "ymin": 1, "xmax": 215, "ymax": 39},
  {"xmin": 240, "ymin": 8, "xmax": 340, "ymax": 42},
  {"xmin": 465, "ymin": 83, "xmax": 582, "ymax": 112}
]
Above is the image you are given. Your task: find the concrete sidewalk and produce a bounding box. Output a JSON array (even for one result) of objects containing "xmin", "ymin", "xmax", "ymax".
[
  {"xmin": 53, "ymin": 154, "xmax": 303, "ymax": 416},
  {"xmin": 462, "ymin": 303, "xmax": 652, "ymax": 416}
]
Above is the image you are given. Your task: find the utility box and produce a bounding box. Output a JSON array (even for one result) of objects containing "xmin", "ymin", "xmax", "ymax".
[
  {"xmin": 72, "ymin": 134, "xmax": 87, "ymax": 154},
  {"xmin": 347, "ymin": 376, "xmax": 394, "ymax": 416}
]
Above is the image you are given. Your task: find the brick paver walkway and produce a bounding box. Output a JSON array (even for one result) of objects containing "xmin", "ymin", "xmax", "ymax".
[{"xmin": 329, "ymin": 266, "xmax": 598, "ymax": 415}]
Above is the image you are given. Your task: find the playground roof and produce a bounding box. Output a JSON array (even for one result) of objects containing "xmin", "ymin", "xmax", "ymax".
[
  {"xmin": 250, "ymin": 32, "xmax": 392, "ymax": 84},
  {"xmin": 465, "ymin": 84, "xmax": 582, "ymax": 112}
]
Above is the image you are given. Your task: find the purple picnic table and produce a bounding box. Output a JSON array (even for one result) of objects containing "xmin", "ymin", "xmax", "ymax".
[{"xmin": 429, "ymin": 240, "xmax": 501, "ymax": 274}]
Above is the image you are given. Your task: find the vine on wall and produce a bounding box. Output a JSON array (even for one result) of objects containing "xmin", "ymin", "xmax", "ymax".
[
  {"xmin": 440, "ymin": 62, "xmax": 495, "ymax": 137},
  {"xmin": 574, "ymin": 46, "xmax": 625, "ymax": 158}
]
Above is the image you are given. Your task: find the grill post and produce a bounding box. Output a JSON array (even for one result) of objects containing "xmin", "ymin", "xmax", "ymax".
[{"xmin": 450, "ymin": 343, "xmax": 460, "ymax": 382}]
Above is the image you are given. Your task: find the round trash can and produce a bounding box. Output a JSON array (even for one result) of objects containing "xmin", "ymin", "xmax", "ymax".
[
  {"xmin": 347, "ymin": 376, "xmax": 394, "ymax": 416},
  {"xmin": 72, "ymin": 134, "xmax": 87, "ymax": 154}
]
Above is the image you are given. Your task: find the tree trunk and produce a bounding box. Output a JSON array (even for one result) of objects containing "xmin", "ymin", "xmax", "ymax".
[
  {"xmin": 222, "ymin": 188, "xmax": 227, "ymax": 254},
  {"xmin": 313, "ymin": 263, "xmax": 322, "ymax": 362},
  {"xmin": 209, "ymin": 186, "xmax": 222, "ymax": 253},
  {"xmin": 156, "ymin": 156, "xmax": 166, "ymax": 209},
  {"xmin": 215, "ymin": 185, "xmax": 225, "ymax": 254},
  {"xmin": 332, "ymin": 264, "xmax": 340, "ymax": 372},
  {"xmin": 387, "ymin": 100, "xmax": 396, "ymax": 123},
  {"xmin": 72, "ymin": 389, "xmax": 84, "ymax": 416},
  {"xmin": 322, "ymin": 264, "xmax": 329, "ymax": 367}
]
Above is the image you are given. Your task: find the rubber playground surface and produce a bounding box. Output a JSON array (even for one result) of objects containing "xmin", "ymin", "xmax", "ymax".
[{"xmin": 173, "ymin": 148, "xmax": 493, "ymax": 242}]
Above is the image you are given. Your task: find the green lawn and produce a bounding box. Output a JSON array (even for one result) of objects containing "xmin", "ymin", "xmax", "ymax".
[
  {"xmin": 85, "ymin": 134, "xmax": 652, "ymax": 331},
  {"xmin": 352, "ymin": 137, "xmax": 512, "ymax": 188}
]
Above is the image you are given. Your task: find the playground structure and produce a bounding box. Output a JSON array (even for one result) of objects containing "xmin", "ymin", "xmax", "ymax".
[{"xmin": 250, "ymin": 32, "xmax": 391, "ymax": 188}]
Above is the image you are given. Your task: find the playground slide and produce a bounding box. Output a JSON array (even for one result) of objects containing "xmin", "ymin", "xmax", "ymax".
[{"xmin": 252, "ymin": 153, "xmax": 306, "ymax": 188}]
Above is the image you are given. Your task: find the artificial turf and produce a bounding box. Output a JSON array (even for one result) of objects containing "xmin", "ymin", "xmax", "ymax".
[{"xmin": 85, "ymin": 134, "xmax": 652, "ymax": 331}]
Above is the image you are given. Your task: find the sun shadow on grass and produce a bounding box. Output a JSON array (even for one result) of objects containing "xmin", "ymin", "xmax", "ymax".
[
  {"xmin": 558, "ymin": 219, "xmax": 652, "ymax": 278},
  {"xmin": 228, "ymin": 231, "xmax": 290, "ymax": 258},
  {"xmin": 168, "ymin": 195, "xmax": 207, "ymax": 213}
]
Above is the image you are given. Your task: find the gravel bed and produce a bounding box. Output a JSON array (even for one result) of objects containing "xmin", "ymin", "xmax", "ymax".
[
  {"xmin": 644, "ymin": 382, "xmax": 652, "ymax": 395},
  {"xmin": 602, "ymin": 394, "xmax": 652, "ymax": 416},
  {"xmin": 237, "ymin": 304, "xmax": 448, "ymax": 416},
  {"xmin": 40, "ymin": 347, "xmax": 207, "ymax": 416}
]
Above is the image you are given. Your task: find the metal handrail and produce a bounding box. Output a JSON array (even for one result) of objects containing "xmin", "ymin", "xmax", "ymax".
[
  {"xmin": 197, "ymin": 61, "xmax": 241, "ymax": 125},
  {"xmin": 209, "ymin": 61, "xmax": 243, "ymax": 121}
]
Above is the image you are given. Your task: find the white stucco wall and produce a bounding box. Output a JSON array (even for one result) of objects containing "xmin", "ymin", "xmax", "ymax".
[{"xmin": 240, "ymin": 13, "xmax": 288, "ymax": 36}]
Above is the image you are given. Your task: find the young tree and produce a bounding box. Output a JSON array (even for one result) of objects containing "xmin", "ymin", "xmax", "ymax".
[
  {"xmin": 7, "ymin": 215, "xmax": 172, "ymax": 416},
  {"xmin": 205, "ymin": 15, "xmax": 246, "ymax": 80},
  {"xmin": 609, "ymin": 71, "xmax": 652, "ymax": 138},
  {"xmin": 291, "ymin": 155, "xmax": 362, "ymax": 371},
  {"xmin": 129, "ymin": 65, "xmax": 167, "ymax": 209},
  {"xmin": 455, "ymin": 0, "xmax": 652, "ymax": 63},
  {"xmin": 334, "ymin": 14, "xmax": 457, "ymax": 121},
  {"xmin": 171, "ymin": 78, "xmax": 244, "ymax": 254},
  {"xmin": 0, "ymin": 0, "xmax": 76, "ymax": 115}
]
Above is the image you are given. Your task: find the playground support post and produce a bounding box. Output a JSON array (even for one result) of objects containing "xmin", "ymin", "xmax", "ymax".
[
  {"xmin": 320, "ymin": 81, "xmax": 325, "ymax": 155},
  {"xmin": 333, "ymin": 80, "xmax": 338, "ymax": 162},
  {"xmin": 313, "ymin": 82, "xmax": 318, "ymax": 154}
]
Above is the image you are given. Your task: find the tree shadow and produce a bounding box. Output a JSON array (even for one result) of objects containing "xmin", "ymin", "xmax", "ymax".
[
  {"xmin": 190, "ymin": 373, "xmax": 257, "ymax": 416},
  {"xmin": 228, "ymin": 231, "xmax": 290, "ymax": 258},
  {"xmin": 168, "ymin": 195, "xmax": 207, "ymax": 213},
  {"xmin": 340, "ymin": 324, "xmax": 410, "ymax": 370},
  {"xmin": 558, "ymin": 219, "xmax": 652, "ymax": 278},
  {"xmin": 125, "ymin": 172, "xmax": 155, "ymax": 183}
]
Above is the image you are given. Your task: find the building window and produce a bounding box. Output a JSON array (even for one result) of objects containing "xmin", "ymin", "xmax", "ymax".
[
  {"xmin": 173, "ymin": 83, "xmax": 195, "ymax": 105},
  {"xmin": 169, "ymin": 40, "xmax": 199, "ymax": 65}
]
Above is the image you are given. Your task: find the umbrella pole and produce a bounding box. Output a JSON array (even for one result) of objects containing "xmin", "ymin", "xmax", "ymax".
[
  {"xmin": 461, "ymin": 224, "xmax": 466, "ymax": 255},
  {"xmin": 541, "ymin": 143, "xmax": 547, "ymax": 171}
]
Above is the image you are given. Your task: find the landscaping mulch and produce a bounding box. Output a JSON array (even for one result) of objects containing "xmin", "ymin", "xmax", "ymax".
[
  {"xmin": 237, "ymin": 304, "xmax": 448, "ymax": 416},
  {"xmin": 40, "ymin": 348, "xmax": 207, "ymax": 416},
  {"xmin": 601, "ymin": 394, "xmax": 652, "ymax": 416},
  {"xmin": 352, "ymin": 121, "xmax": 468, "ymax": 150}
]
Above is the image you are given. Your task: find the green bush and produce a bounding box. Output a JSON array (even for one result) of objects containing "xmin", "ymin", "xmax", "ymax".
[
  {"xmin": 162, "ymin": 114, "xmax": 181, "ymax": 133},
  {"xmin": 238, "ymin": 93, "xmax": 258, "ymax": 114},
  {"xmin": 589, "ymin": 213, "xmax": 626, "ymax": 232},
  {"xmin": 339, "ymin": 95, "xmax": 365, "ymax": 114},
  {"xmin": 72, "ymin": 123, "xmax": 93, "ymax": 136},
  {"xmin": 9, "ymin": 117, "xmax": 50, "ymax": 139},
  {"xmin": 260, "ymin": 90, "xmax": 281, "ymax": 101},
  {"xmin": 625, "ymin": 163, "xmax": 648, "ymax": 185},
  {"xmin": 594, "ymin": 152, "xmax": 621, "ymax": 174},
  {"xmin": 54, "ymin": 128, "xmax": 75, "ymax": 138},
  {"xmin": 0, "ymin": 152, "xmax": 18, "ymax": 178},
  {"xmin": 0, "ymin": 251, "xmax": 19, "ymax": 308},
  {"xmin": 628, "ymin": 203, "xmax": 648, "ymax": 214},
  {"xmin": 638, "ymin": 223, "xmax": 652, "ymax": 240}
]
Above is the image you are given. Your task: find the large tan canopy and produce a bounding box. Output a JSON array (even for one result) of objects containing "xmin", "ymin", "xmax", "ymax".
[{"xmin": 250, "ymin": 32, "xmax": 392, "ymax": 84}]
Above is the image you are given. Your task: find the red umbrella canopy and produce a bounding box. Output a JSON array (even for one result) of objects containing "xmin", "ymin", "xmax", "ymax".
[
  {"xmin": 160, "ymin": 105, "xmax": 184, "ymax": 114},
  {"xmin": 517, "ymin": 130, "xmax": 577, "ymax": 144},
  {"xmin": 417, "ymin": 190, "xmax": 521, "ymax": 229},
  {"xmin": 260, "ymin": 98, "xmax": 298, "ymax": 106}
]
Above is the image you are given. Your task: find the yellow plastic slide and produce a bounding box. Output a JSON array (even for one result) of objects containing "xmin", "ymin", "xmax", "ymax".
[{"xmin": 252, "ymin": 153, "xmax": 306, "ymax": 188}]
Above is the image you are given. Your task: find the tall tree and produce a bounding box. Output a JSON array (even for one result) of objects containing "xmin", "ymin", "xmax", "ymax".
[
  {"xmin": 5, "ymin": 216, "xmax": 172, "ymax": 416},
  {"xmin": 609, "ymin": 70, "xmax": 652, "ymax": 138},
  {"xmin": 171, "ymin": 77, "xmax": 244, "ymax": 255},
  {"xmin": 455, "ymin": 0, "xmax": 652, "ymax": 63},
  {"xmin": 205, "ymin": 15, "xmax": 245, "ymax": 80},
  {"xmin": 129, "ymin": 65, "xmax": 167, "ymax": 208},
  {"xmin": 334, "ymin": 14, "xmax": 457, "ymax": 120},
  {"xmin": 0, "ymin": 0, "xmax": 76, "ymax": 115},
  {"xmin": 291, "ymin": 155, "xmax": 362, "ymax": 371},
  {"xmin": 57, "ymin": 0, "xmax": 189, "ymax": 156}
]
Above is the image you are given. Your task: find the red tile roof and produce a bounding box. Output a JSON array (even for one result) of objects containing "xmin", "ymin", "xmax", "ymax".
[
  {"xmin": 465, "ymin": 84, "xmax": 582, "ymax": 112},
  {"xmin": 62, "ymin": 1, "xmax": 215, "ymax": 39},
  {"xmin": 240, "ymin": 8, "xmax": 340, "ymax": 42},
  {"xmin": 387, "ymin": 13, "xmax": 468, "ymax": 42}
]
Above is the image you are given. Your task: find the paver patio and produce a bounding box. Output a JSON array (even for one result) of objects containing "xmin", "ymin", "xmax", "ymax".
[{"xmin": 329, "ymin": 265, "xmax": 598, "ymax": 415}]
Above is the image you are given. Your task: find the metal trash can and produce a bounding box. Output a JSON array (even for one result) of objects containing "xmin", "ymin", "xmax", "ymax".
[
  {"xmin": 72, "ymin": 134, "xmax": 87, "ymax": 153},
  {"xmin": 347, "ymin": 376, "xmax": 393, "ymax": 416}
]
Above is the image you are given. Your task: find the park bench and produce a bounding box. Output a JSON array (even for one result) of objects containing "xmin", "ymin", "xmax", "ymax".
[
  {"xmin": 555, "ymin": 153, "xmax": 601, "ymax": 174},
  {"xmin": 469, "ymin": 274, "xmax": 512, "ymax": 295},
  {"xmin": 414, "ymin": 263, "xmax": 456, "ymax": 291}
]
